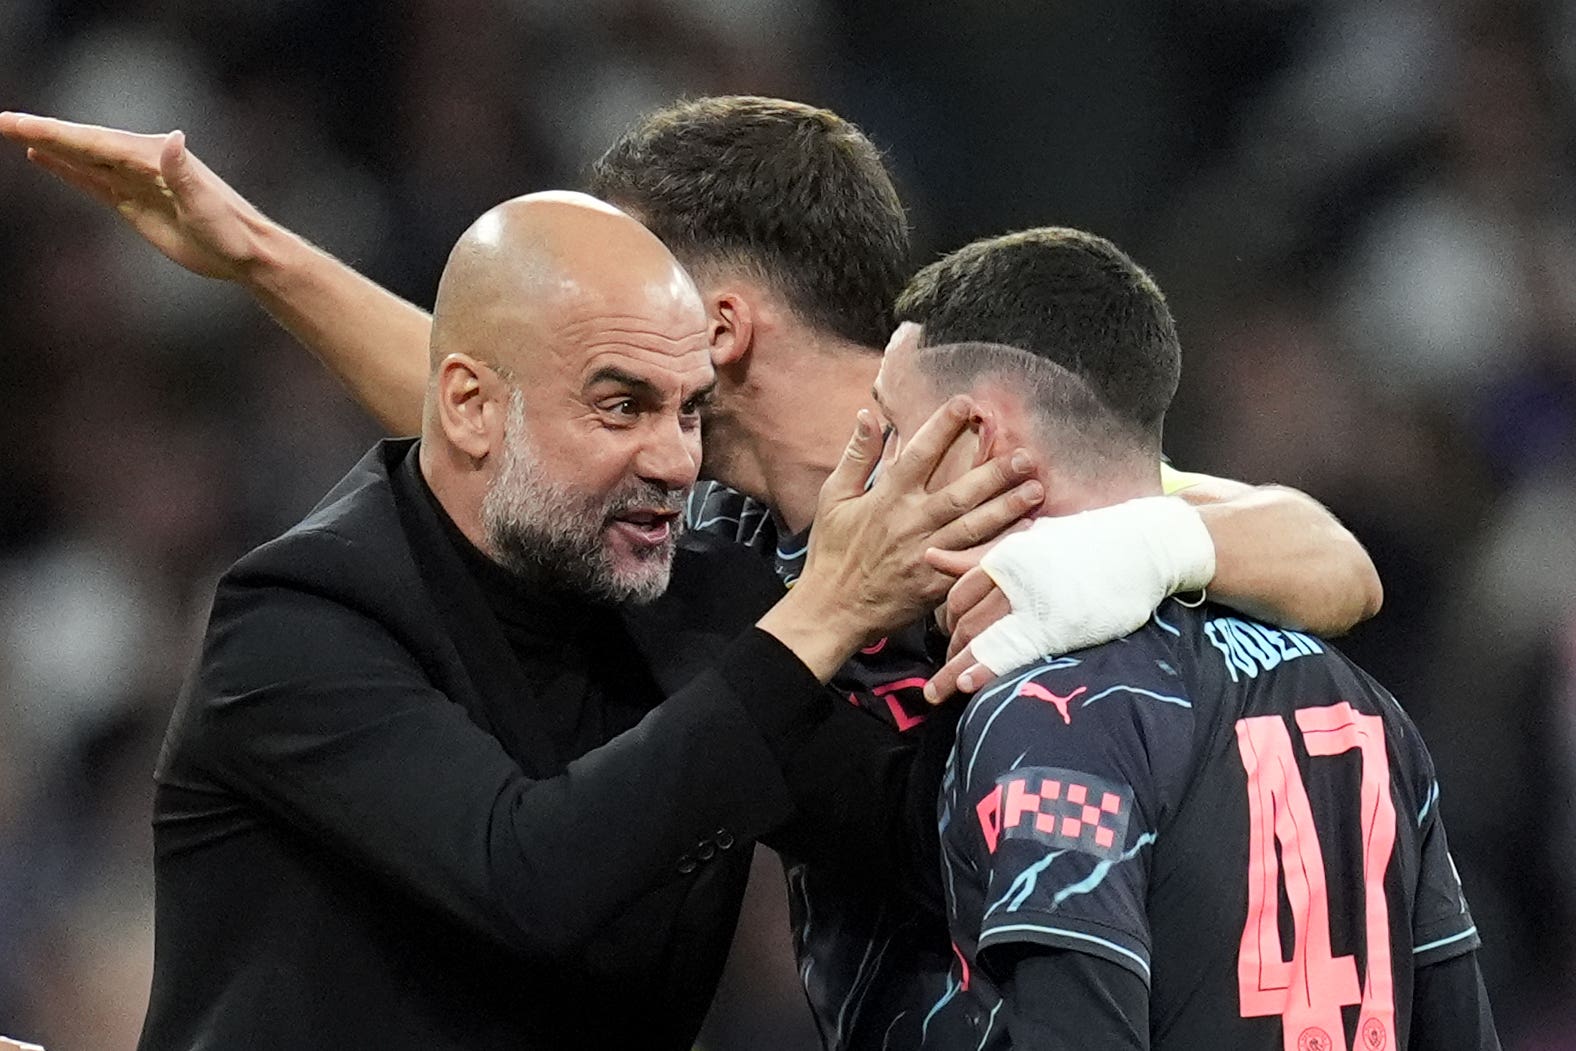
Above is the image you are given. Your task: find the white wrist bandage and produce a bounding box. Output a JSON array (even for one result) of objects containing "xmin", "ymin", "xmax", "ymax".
[{"xmin": 969, "ymin": 496, "xmax": 1216, "ymax": 675}]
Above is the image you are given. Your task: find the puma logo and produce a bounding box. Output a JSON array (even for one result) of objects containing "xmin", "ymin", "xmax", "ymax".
[{"xmin": 1018, "ymin": 682, "xmax": 1087, "ymax": 725}]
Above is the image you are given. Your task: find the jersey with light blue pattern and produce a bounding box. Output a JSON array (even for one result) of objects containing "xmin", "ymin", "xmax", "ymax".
[{"xmin": 925, "ymin": 598, "xmax": 1481, "ymax": 1050}]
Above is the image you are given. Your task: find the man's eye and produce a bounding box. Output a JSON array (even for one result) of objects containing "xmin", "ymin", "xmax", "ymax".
[{"xmin": 606, "ymin": 399, "xmax": 639, "ymax": 416}]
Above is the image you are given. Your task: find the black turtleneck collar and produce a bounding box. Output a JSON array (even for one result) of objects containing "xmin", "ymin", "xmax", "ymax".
[{"xmin": 408, "ymin": 451, "xmax": 600, "ymax": 641}]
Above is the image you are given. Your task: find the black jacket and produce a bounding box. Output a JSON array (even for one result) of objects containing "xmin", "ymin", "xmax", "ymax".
[{"xmin": 138, "ymin": 440, "xmax": 944, "ymax": 1050}]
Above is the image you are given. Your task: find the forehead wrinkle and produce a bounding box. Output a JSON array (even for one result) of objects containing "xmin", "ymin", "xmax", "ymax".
[
  {"xmin": 579, "ymin": 340, "xmax": 713, "ymax": 377},
  {"xmin": 551, "ymin": 310, "xmax": 707, "ymax": 349},
  {"xmin": 594, "ymin": 325, "xmax": 708, "ymax": 342}
]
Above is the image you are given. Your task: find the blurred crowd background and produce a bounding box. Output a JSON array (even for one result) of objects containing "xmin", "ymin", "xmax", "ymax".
[{"xmin": 0, "ymin": 0, "xmax": 1573, "ymax": 1047}]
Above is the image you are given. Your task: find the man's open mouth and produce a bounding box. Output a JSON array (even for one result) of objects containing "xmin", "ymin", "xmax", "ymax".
[{"xmin": 607, "ymin": 509, "xmax": 681, "ymax": 546}]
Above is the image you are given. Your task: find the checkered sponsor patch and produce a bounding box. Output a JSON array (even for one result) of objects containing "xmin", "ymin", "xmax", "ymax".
[{"xmin": 976, "ymin": 766, "xmax": 1134, "ymax": 862}]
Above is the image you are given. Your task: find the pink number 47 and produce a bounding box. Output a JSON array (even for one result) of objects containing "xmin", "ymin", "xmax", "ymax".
[{"xmin": 1234, "ymin": 703, "xmax": 1398, "ymax": 1051}]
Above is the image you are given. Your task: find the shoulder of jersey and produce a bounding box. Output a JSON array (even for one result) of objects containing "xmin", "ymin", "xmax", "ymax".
[
  {"xmin": 1058, "ymin": 604, "xmax": 1197, "ymax": 682},
  {"xmin": 964, "ymin": 609, "xmax": 1198, "ymax": 733}
]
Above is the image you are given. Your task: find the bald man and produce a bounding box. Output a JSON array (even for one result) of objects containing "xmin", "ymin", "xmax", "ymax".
[{"xmin": 141, "ymin": 193, "xmax": 1038, "ymax": 1051}]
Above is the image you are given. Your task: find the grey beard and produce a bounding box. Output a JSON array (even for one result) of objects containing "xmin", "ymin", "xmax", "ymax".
[{"xmin": 480, "ymin": 393, "xmax": 684, "ymax": 605}]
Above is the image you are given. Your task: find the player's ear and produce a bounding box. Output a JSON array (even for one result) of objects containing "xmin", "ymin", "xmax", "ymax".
[
  {"xmin": 709, "ymin": 290, "xmax": 754, "ymax": 369},
  {"xmin": 970, "ymin": 406, "xmax": 999, "ymax": 466}
]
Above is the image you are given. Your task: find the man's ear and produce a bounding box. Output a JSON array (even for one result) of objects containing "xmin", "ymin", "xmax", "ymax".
[
  {"xmin": 434, "ymin": 353, "xmax": 501, "ymax": 461},
  {"xmin": 709, "ymin": 291, "xmax": 755, "ymax": 369}
]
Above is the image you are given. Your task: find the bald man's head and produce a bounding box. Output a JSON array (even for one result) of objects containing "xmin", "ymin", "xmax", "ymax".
[
  {"xmin": 428, "ymin": 191, "xmax": 702, "ymax": 376},
  {"xmin": 421, "ymin": 191, "xmax": 714, "ymax": 604}
]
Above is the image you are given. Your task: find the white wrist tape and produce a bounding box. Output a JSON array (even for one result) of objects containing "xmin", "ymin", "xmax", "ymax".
[{"xmin": 969, "ymin": 496, "xmax": 1216, "ymax": 675}]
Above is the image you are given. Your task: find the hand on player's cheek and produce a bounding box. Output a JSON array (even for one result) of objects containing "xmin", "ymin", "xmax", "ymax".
[{"xmin": 926, "ymin": 408, "xmax": 989, "ymax": 492}]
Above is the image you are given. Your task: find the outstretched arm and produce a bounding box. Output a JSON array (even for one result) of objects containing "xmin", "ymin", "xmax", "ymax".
[{"xmin": 0, "ymin": 113, "xmax": 431, "ymax": 433}]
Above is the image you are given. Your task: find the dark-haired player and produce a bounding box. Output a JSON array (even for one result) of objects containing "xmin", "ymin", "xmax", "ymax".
[
  {"xmin": 867, "ymin": 231, "xmax": 1496, "ymax": 1048},
  {"xmin": 1, "ymin": 101, "xmax": 1384, "ymax": 1049}
]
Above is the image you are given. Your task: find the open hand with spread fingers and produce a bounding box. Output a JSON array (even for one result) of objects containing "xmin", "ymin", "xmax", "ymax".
[
  {"xmin": 0, "ymin": 112, "xmax": 271, "ymax": 279},
  {"xmin": 795, "ymin": 397, "xmax": 1043, "ymax": 639},
  {"xmin": 758, "ymin": 399, "xmax": 1043, "ymax": 682}
]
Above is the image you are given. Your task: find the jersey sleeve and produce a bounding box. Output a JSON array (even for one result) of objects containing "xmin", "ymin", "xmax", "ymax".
[
  {"xmin": 952, "ymin": 644, "xmax": 1194, "ymax": 987},
  {"xmin": 1411, "ymin": 785, "xmax": 1481, "ymax": 967}
]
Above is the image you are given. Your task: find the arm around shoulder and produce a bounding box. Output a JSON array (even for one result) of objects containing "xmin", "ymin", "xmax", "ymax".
[{"xmin": 1174, "ymin": 475, "xmax": 1382, "ymax": 635}]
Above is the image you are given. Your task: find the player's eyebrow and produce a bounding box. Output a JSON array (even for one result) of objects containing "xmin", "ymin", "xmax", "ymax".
[{"xmin": 682, "ymin": 380, "xmax": 717, "ymax": 411}]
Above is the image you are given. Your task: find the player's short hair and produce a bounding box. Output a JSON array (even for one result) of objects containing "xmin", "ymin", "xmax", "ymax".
[
  {"xmin": 913, "ymin": 341, "xmax": 1149, "ymax": 475},
  {"xmin": 894, "ymin": 227, "xmax": 1180, "ymax": 444},
  {"xmin": 589, "ymin": 96, "xmax": 909, "ymax": 350}
]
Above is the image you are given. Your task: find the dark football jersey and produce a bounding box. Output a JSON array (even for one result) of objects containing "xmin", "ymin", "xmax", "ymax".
[
  {"xmin": 686, "ymin": 482, "xmax": 956, "ymax": 1050},
  {"xmin": 930, "ymin": 598, "xmax": 1481, "ymax": 1050}
]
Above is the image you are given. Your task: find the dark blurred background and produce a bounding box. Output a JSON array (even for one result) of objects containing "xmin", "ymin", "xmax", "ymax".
[{"xmin": 0, "ymin": 0, "xmax": 1573, "ymax": 1047}]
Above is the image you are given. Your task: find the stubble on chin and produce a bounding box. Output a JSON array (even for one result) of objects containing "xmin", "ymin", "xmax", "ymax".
[{"xmin": 480, "ymin": 394, "xmax": 683, "ymax": 604}]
